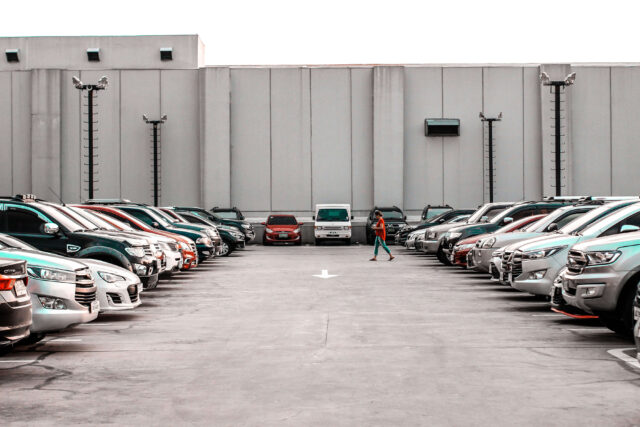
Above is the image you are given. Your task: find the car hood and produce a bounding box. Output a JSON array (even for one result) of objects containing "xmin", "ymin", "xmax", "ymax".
[
  {"xmin": 266, "ymin": 225, "xmax": 299, "ymax": 231},
  {"xmin": 427, "ymin": 222, "xmax": 469, "ymax": 234},
  {"xmin": 490, "ymin": 231, "xmax": 547, "ymax": 249},
  {"xmin": 517, "ymin": 233, "xmax": 580, "ymax": 253},
  {"xmin": 75, "ymin": 230, "xmax": 132, "ymax": 244},
  {"xmin": 571, "ymin": 231, "xmax": 640, "ymax": 252},
  {"xmin": 0, "ymin": 248, "xmax": 88, "ymax": 271}
]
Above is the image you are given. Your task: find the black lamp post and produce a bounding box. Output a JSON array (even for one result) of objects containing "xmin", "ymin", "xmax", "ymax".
[
  {"xmin": 479, "ymin": 112, "xmax": 502, "ymax": 203},
  {"xmin": 143, "ymin": 114, "xmax": 167, "ymax": 206},
  {"xmin": 72, "ymin": 76, "xmax": 108, "ymax": 200},
  {"xmin": 540, "ymin": 71, "xmax": 576, "ymax": 196}
]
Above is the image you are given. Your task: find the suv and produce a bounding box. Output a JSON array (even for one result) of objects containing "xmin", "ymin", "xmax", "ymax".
[
  {"xmin": 0, "ymin": 258, "xmax": 31, "ymax": 350},
  {"xmin": 505, "ymin": 200, "xmax": 640, "ymax": 297},
  {"xmin": 173, "ymin": 210, "xmax": 245, "ymax": 256},
  {"xmin": 211, "ymin": 207, "xmax": 245, "ymax": 221},
  {"xmin": 365, "ymin": 206, "xmax": 407, "ymax": 244},
  {"xmin": 439, "ymin": 200, "xmax": 571, "ymax": 265},
  {"xmin": 421, "ymin": 205, "xmax": 453, "ymax": 221},
  {"xmin": 557, "ymin": 230, "xmax": 640, "ymax": 335},
  {"xmin": 395, "ymin": 208, "xmax": 474, "ymax": 246},
  {"xmin": 0, "ymin": 195, "xmax": 159, "ymax": 288},
  {"xmin": 179, "ymin": 207, "xmax": 254, "ymax": 242}
]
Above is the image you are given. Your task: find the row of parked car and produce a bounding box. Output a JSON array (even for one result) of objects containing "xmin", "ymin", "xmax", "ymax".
[
  {"xmin": 0, "ymin": 195, "xmax": 255, "ymax": 352},
  {"xmin": 398, "ymin": 197, "xmax": 640, "ymax": 358}
]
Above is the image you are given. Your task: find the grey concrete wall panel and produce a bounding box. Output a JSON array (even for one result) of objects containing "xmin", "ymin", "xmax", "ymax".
[
  {"xmin": 403, "ymin": 67, "xmax": 444, "ymax": 210},
  {"xmin": 60, "ymin": 70, "xmax": 81, "ymax": 202},
  {"xmin": 120, "ymin": 70, "xmax": 160, "ymax": 204},
  {"xmin": 539, "ymin": 64, "xmax": 573, "ymax": 196},
  {"xmin": 270, "ymin": 68, "xmax": 312, "ymax": 211},
  {"xmin": 31, "ymin": 69, "xmax": 61, "ymax": 201},
  {"xmin": 199, "ymin": 67, "xmax": 231, "ymax": 209},
  {"xmin": 0, "ymin": 73, "xmax": 11, "ymax": 195},
  {"xmin": 483, "ymin": 67, "xmax": 524, "ymax": 201},
  {"xmin": 373, "ymin": 66, "xmax": 404, "ymax": 208},
  {"xmin": 611, "ymin": 66, "xmax": 640, "ymax": 195},
  {"xmin": 11, "ymin": 71, "xmax": 32, "ymax": 194},
  {"xmin": 160, "ymin": 70, "xmax": 200, "ymax": 206},
  {"xmin": 230, "ymin": 68, "xmax": 271, "ymax": 211},
  {"xmin": 351, "ymin": 68, "xmax": 374, "ymax": 212},
  {"xmin": 442, "ymin": 67, "xmax": 484, "ymax": 208},
  {"xmin": 571, "ymin": 67, "xmax": 611, "ymax": 196},
  {"xmin": 523, "ymin": 67, "xmax": 543, "ymax": 200},
  {"xmin": 80, "ymin": 70, "xmax": 121, "ymax": 199},
  {"xmin": 310, "ymin": 68, "xmax": 351, "ymax": 206},
  {"xmin": 0, "ymin": 35, "xmax": 201, "ymax": 71}
]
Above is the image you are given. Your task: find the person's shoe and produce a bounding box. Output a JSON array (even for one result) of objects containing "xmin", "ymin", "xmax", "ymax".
[
  {"xmin": 389, "ymin": 256, "xmax": 395, "ymax": 261},
  {"xmin": 369, "ymin": 258, "xmax": 377, "ymax": 261}
]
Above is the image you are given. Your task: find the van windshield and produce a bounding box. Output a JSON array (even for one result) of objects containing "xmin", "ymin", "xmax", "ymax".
[{"xmin": 317, "ymin": 208, "xmax": 349, "ymax": 222}]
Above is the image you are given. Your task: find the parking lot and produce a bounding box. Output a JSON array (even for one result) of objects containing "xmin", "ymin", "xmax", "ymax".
[{"xmin": 1, "ymin": 244, "xmax": 639, "ymax": 425}]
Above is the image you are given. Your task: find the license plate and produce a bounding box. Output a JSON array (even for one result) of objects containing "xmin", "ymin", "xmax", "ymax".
[
  {"xmin": 634, "ymin": 306, "xmax": 640, "ymax": 321},
  {"xmin": 90, "ymin": 300, "xmax": 100, "ymax": 313},
  {"xmin": 279, "ymin": 233, "xmax": 289, "ymax": 239},
  {"xmin": 13, "ymin": 279, "xmax": 27, "ymax": 297}
]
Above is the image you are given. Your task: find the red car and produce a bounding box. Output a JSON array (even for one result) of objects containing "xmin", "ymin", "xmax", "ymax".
[
  {"xmin": 451, "ymin": 214, "xmax": 547, "ymax": 268},
  {"xmin": 262, "ymin": 215, "xmax": 303, "ymax": 245}
]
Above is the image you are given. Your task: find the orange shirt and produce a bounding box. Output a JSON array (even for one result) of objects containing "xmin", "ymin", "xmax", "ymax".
[{"xmin": 375, "ymin": 218, "xmax": 386, "ymax": 240}]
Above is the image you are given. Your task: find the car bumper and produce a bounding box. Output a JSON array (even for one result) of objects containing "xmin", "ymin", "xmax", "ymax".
[
  {"xmin": 315, "ymin": 231, "xmax": 352, "ymax": 239},
  {"xmin": 244, "ymin": 230, "xmax": 255, "ymax": 242},
  {"xmin": 469, "ymin": 247, "xmax": 494, "ymax": 273},
  {"xmin": 30, "ymin": 293, "xmax": 98, "ymax": 333},
  {"xmin": 97, "ymin": 280, "xmax": 142, "ymax": 312},
  {"xmin": 140, "ymin": 273, "xmax": 159, "ymax": 289},
  {"xmin": 197, "ymin": 245, "xmax": 215, "ymax": 260},
  {"xmin": 423, "ymin": 240, "xmax": 440, "ymax": 254},
  {"xmin": 265, "ymin": 233, "xmax": 302, "ymax": 243},
  {"xmin": 559, "ymin": 269, "xmax": 623, "ymax": 314},
  {"xmin": 511, "ymin": 257, "xmax": 563, "ymax": 296},
  {"xmin": 405, "ymin": 238, "xmax": 417, "ymax": 249},
  {"xmin": 0, "ymin": 300, "xmax": 32, "ymax": 345}
]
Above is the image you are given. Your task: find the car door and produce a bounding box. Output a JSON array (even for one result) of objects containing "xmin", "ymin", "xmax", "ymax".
[{"xmin": 0, "ymin": 203, "xmax": 68, "ymax": 255}]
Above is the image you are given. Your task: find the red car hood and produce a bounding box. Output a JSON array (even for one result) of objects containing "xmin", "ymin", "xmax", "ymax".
[{"xmin": 267, "ymin": 225, "xmax": 298, "ymax": 231}]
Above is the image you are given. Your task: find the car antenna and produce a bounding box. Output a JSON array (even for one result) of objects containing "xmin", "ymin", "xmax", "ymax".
[{"xmin": 48, "ymin": 187, "xmax": 65, "ymax": 206}]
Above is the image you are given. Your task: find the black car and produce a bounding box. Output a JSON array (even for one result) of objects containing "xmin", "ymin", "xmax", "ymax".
[
  {"xmin": 178, "ymin": 206, "xmax": 255, "ymax": 242},
  {"xmin": 0, "ymin": 195, "xmax": 159, "ymax": 287},
  {"xmin": 0, "ymin": 258, "xmax": 31, "ymax": 351},
  {"xmin": 365, "ymin": 206, "xmax": 407, "ymax": 244},
  {"xmin": 395, "ymin": 208, "xmax": 475, "ymax": 246},
  {"xmin": 438, "ymin": 200, "xmax": 572, "ymax": 264},
  {"xmin": 173, "ymin": 210, "xmax": 246, "ymax": 256},
  {"xmin": 421, "ymin": 205, "xmax": 453, "ymax": 222}
]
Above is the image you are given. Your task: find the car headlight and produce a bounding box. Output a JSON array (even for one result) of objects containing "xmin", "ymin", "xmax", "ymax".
[
  {"xmin": 206, "ymin": 229, "xmax": 216, "ymax": 238},
  {"xmin": 315, "ymin": 226, "xmax": 324, "ymax": 231},
  {"xmin": 98, "ymin": 271, "xmax": 127, "ymax": 283},
  {"xmin": 293, "ymin": 228, "xmax": 301, "ymax": 233},
  {"xmin": 265, "ymin": 228, "xmax": 274, "ymax": 233},
  {"xmin": 482, "ymin": 237, "xmax": 496, "ymax": 248},
  {"xmin": 585, "ymin": 250, "xmax": 621, "ymax": 265},
  {"xmin": 523, "ymin": 246, "xmax": 567, "ymax": 260},
  {"xmin": 493, "ymin": 250, "xmax": 504, "ymax": 258},
  {"xmin": 457, "ymin": 244, "xmax": 474, "ymax": 250},
  {"xmin": 125, "ymin": 239, "xmax": 147, "ymax": 247},
  {"xmin": 179, "ymin": 241, "xmax": 190, "ymax": 251},
  {"xmin": 241, "ymin": 224, "xmax": 250, "ymax": 229},
  {"xmin": 426, "ymin": 231, "xmax": 436, "ymax": 239},
  {"xmin": 448, "ymin": 232, "xmax": 462, "ymax": 239},
  {"xmin": 343, "ymin": 226, "xmax": 351, "ymax": 230},
  {"xmin": 125, "ymin": 246, "xmax": 146, "ymax": 258},
  {"xmin": 196, "ymin": 237, "xmax": 212, "ymax": 246},
  {"xmin": 27, "ymin": 266, "xmax": 76, "ymax": 283}
]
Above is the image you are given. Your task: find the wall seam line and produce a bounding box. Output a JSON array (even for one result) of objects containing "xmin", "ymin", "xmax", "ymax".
[
  {"xmin": 609, "ymin": 66, "xmax": 613, "ymax": 195},
  {"xmin": 522, "ymin": 67, "xmax": 525, "ymax": 199},
  {"xmin": 269, "ymin": 68, "xmax": 273, "ymax": 212},
  {"xmin": 10, "ymin": 72, "xmax": 13, "ymax": 193}
]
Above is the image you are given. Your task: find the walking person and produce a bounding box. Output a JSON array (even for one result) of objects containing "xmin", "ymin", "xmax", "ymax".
[{"xmin": 370, "ymin": 210, "xmax": 395, "ymax": 261}]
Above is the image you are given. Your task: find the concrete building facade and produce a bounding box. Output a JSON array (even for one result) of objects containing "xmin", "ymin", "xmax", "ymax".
[{"xmin": 0, "ymin": 35, "xmax": 638, "ymax": 216}]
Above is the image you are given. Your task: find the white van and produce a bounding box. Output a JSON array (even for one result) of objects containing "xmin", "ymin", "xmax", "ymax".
[{"xmin": 313, "ymin": 204, "xmax": 352, "ymax": 245}]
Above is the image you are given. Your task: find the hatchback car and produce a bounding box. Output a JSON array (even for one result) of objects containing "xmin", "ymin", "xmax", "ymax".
[{"xmin": 262, "ymin": 215, "xmax": 303, "ymax": 245}]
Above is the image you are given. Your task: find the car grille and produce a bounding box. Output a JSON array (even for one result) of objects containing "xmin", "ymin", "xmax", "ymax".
[
  {"xmin": 75, "ymin": 268, "xmax": 96, "ymax": 307},
  {"xmin": 324, "ymin": 226, "xmax": 343, "ymax": 231},
  {"xmin": 512, "ymin": 251, "xmax": 523, "ymax": 278},
  {"xmin": 75, "ymin": 289, "xmax": 96, "ymax": 307},
  {"xmin": 567, "ymin": 250, "xmax": 587, "ymax": 275},
  {"xmin": 189, "ymin": 242, "xmax": 196, "ymax": 252},
  {"xmin": 127, "ymin": 285, "xmax": 139, "ymax": 303},
  {"xmin": 143, "ymin": 245, "xmax": 153, "ymax": 256},
  {"xmin": 107, "ymin": 292, "xmax": 122, "ymax": 304},
  {"xmin": 501, "ymin": 251, "xmax": 513, "ymax": 273},
  {"xmin": 490, "ymin": 263, "xmax": 500, "ymax": 280}
]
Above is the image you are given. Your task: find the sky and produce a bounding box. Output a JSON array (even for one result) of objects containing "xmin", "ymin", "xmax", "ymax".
[{"xmin": 2, "ymin": 0, "xmax": 638, "ymax": 65}]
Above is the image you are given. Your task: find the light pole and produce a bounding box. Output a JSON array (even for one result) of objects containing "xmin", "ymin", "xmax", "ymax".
[
  {"xmin": 540, "ymin": 71, "xmax": 576, "ymax": 196},
  {"xmin": 479, "ymin": 112, "xmax": 502, "ymax": 203},
  {"xmin": 143, "ymin": 114, "xmax": 167, "ymax": 206},
  {"xmin": 72, "ymin": 76, "xmax": 108, "ymax": 199}
]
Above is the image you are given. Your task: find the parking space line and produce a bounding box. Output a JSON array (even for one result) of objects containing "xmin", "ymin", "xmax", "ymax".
[
  {"xmin": 532, "ymin": 313, "xmax": 563, "ymax": 317},
  {"xmin": 0, "ymin": 360, "xmax": 39, "ymax": 363},
  {"xmin": 607, "ymin": 348, "xmax": 640, "ymax": 370}
]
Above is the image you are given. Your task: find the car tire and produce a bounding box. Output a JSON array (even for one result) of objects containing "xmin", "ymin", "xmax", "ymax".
[
  {"xmin": 599, "ymin": 283, "xmax": 636, "ymax": 336},
  {"xmin": 436, "ymin": 247, "xmax": 451, "ymax": 266},
  {"xmin": 219, "ymin": 241, "xmax": 231, "ymax": 257},
  {"xmin": 295, "ymin": 238, "xmax": 302, "ymax": 246},
  {"xmin": 315, "ymin": 238, "xmax": 322, "ymax": 246},
  {"xmin": 20, "ymin": 332, "xmax": 46, "ymax": 346},
  {"xmin": 344, "ymin": 238, "xmax": 351, "ymax": 245}
]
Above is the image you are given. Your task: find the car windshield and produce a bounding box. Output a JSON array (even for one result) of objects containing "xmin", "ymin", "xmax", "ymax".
[
  {"xmin": 33, "ymin": 203, "xmax": 85, "ymax": 232},
  {"xmin": 579, "ymin": 204, "xmax": 640, "ymax": 237},
  {"xmin": 467, "ymin": 204, "xmax": 509, "ymax": 223},
  {"xmin": 53, "ymin": 205, "xmax": 100, "ymax": 230},
  {"xmin": 423, "ymin": 208, "xmax": 452, "ymax": 220},
  {"xmin": 495, "ymin": 216, "xmax": 542, "ymax": 234},
  {"xmin": 560, "ymin": 202, "xmax": 636, "ymax": 235},
  {"xmin": 69, "ymin": 207, "xmax": 118, "ymax": 231},
  {"xmin": 380, "ymin": 210, "xmax": 403, "ymax": 220},
  {"xmin": 268, "ymin": 216, "xmax": 297, "ymax": 225},
  {"xmin": 448, "ymin": 215, "xmax": 470, "ymax": 223},
  {"xmin": 143, "ymin": 208, "xmax": 172, "ymax": 227},
  {"xmin": 0, "ymin": 234, "xmax": 36, "ymax": 250},
  {"xmin": 317, "ymin": 208, "xmax": 349, "ymax": 222},
  {"xmin": 91, "ymin": 210, "xmax": 136, "ymax": 231},
  {"xmin": 215, "ymin": 210, "xmax": 240, "ymax": 220}
]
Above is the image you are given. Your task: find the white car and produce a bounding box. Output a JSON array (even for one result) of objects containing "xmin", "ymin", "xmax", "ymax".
[
  {"xmin": 81, "ymin": 259, "xmax": 142, "ymax": 312},
  {"xmin": 313, "ymin": 204, "xmax": 352, "ymax": 245}
]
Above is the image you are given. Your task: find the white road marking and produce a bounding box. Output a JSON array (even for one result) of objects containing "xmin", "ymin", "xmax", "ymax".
[
  {"xmin": 532, "ymin": 313, "xmax": 563, "ymax": 317},
  {"xmin": 48, "ymin": 338, "xmax": 82, "ymax": 342},
  {"xmin": 313, "ymin": 269, "xmax": 338, "ymax": 279},
  {"xmin": 564, "ymin": 328, "xmax": 612, "ymax": 333},
  {"xmin": 607, "ymin": 348, "xmax": 640, "ymax": 370},
  {"xmin": 0, "ymin": 360, "xmax": 39, "ymax": 363}
]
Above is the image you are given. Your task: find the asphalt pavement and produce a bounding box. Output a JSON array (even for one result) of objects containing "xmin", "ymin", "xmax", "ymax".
[{"xmin": 1, "ymin": 245, "xmax": 639, "ymax": 426}]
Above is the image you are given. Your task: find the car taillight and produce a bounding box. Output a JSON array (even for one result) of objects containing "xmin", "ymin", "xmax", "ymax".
[{"xmin": 0, "ymin": 275, "xmax": 26, "ymax": 290}]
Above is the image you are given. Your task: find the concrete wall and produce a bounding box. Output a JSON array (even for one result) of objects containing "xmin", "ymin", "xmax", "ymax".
[{"xmin": 3, "ymin": 36, "xmax": 640, "ymax": 218}]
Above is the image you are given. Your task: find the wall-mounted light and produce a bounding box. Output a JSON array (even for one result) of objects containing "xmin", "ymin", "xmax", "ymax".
[
  {"xmin": 87, "ymin": 48, "xmax": 100, "ymax": 62},
  {"xmin": 160, "ymin": 47, "xmax": 173, "ymax": 61},
  {"xmin": 5, "ymin": 49, "xmax": 19, "ymax": 63}
]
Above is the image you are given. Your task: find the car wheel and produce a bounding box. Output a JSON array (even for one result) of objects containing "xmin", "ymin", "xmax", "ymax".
[
  {"xmin": 315, "ymin": 238, "xmax": 322, "ymax": 246},
  {"xmin": 295, "ymin": 237, "xmax": 302, "ymax": 246},
  {"xmin": 219, "ymin": 241, "xmax": 231, "ymax": 257},
  {"xmin": 436, "ymin": 247, "xmax": 451, "ymax": 266},
  {"xmin": 344, "ymin": 238, "xmax": 351, "ymax": 245},
  {"xmin": 20, "ymin": 332, "xmax": 46, "ymax": 346},
  {"xmin": 599, "ymin": 283, "xmax": 636, "ymax": 336}
]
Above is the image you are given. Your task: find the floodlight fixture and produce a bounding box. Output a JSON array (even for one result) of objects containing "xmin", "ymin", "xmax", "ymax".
[
  {"xmin": 539, "ymin": 71, "xmax": 551, "ymax": 85},
  {"xmin": 564, "ymin": 72, "xmax": 576, "ymax": 86},
  {"xmin": 72, "ymin": 76, "xmax": 83, "ymax": 89},
  {"xmin": 96, "ymin": 76, "xmax": 108, "ymax": 89}
]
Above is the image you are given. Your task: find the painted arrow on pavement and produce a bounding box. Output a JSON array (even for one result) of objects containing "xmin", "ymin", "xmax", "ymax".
[{"xmin": 313, "ymin": 269, "xmax": 338, "ymax": 279}]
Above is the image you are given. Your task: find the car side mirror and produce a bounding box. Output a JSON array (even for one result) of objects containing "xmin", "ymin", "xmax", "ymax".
[
  {"xmin": 502, "ymin": 217, "xmax": 514, "ymax": 225},
  {"xmin": 152, "ymin": 222, "xmax": 160, "ymax": 228},
  {"xmin": 42, "ymin": 222, "xmax": 59, "ymax": 235},
  {"xmin": 481, "ymin": 216, "xmax": 489, "ymax": 223},
  {"xmin": 621, "ymin": 224, "xmax": 640, "ymax": 233},
  {"xmin": 298, "ymin": 222, "xmax": 304, "ymax": 226},
  {"xmin": 547, "ymin": 223, "xmax": 558, "ymax": 232},
  {"xmin": 261, "ymin": 222, "xmax": 266, "ymax": 225}
]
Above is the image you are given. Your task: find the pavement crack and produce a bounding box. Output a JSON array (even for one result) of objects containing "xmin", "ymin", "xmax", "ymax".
[{"xmin": 324, "ymin": 314, "xmax": 330, "ymax": 347}]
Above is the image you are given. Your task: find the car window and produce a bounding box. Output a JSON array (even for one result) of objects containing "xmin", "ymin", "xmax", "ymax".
[
  {"xmin": 317, "ymin": 209, "xmax": 349, "ymax": 222},
  {"xmin": 0, "ymin": 234, "xmax": 37, "ymax": 250},
  {"xmin": 123, "ymin": 208, "xmax": 157, "ymax": 227},
  {"xmin": 4, "ymin": 207, "xmax": 46, "ymax": 233},
  {"xmin": 423, "ymin": 208, "xmax": 452, "ymax": 220},
  {"xmin": 215, "ymin": 211, "xmax": 240, "ymax": 219},
  {"xmin": 91, "ymin": 210, "xmax": 135, "ymax": 231},
  {"xmin": 99, "ymin": 210, "xmax": 141, "ymax": 229},
  {"xmin": 70, "ymin": 207, "xmax": 118, "ymax": 231},
  {"xmin": 267, "ymin": 216, "xmax": 297, "ymax": 225},
  {"xmin": 380, "ymin": 210, "xmax": 403, "ymax": 220},
  {"xmin": 561, "ymin": 202, "xmax": 634, "ymax": 235},
  {"xmin": 181, "ymin": 213, "xmax": 209, "ymax": 225},
  {"xmin": 52, "ymin": 206, "xmax": 99, "ymax": 230},
  {"xmin": 510, "ymin": 207, "xmax": 538, "ymax": 221},
  {"xmin": 600, "ymin": 211, "xmax": 640, "ymax": 237},
  {"xmin": 553, "ymin": 212, "xmax": 586, "ymax": 230}
]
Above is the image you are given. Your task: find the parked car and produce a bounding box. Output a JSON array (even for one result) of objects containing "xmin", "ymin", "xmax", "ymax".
[
  {"xmin": 439, "ymin": 200, "xmax": 571, "ymax": 265},
  {"xmin": 409, "ymin": 214, "xmax": 471, "ymax": 250},
  {"xmin": 78, "ymin": 205, "xmax": 198, "ymax": 271},
  {"xmin": 452, "ymin": 214, "xmax": 546, "ymax": 268},
  {"xmin": 211, "ymin": 207, "xmax": 246, "ymax": 221},
  {"xmin": 0, "ymin": 258, "xmax": 32, "ymax": 351},
  {"xmin": 469, "ymin": 203, "xmax": 601, "ymax": 274},
  {"xmin": 314, "ymin": 204, "xmax": 352, "ymax": 245},
  {"xmin": 558, "ymin": 230, "xmax": 640, "ymax": 335},
  {"xmin": 395, "ymin": 208, "xmax": 475, "ymax": 246},
  {"xmin": 0, "ymin": 195, "xmax": 159, "ymax": 289},
  {"xmin": 189, "ymin": 206, "xmax": 254, "ymax": 242},
  {"xmin": 262, "ymin": 215, "xmax": 303, "ymax": 245},
  {"xmin": 420, "ymin": 205, "xmax": 453, "ymax": 221},
  {"xmin": 171, "ymin": 210, "xmax": 245, "ymax": 256},
  {"xmin": 365, "ymin": 206, "xmax": 407, "ymax": 244},
  {"xmin": 505, "ymin": 200, "xmax": 640, "ymax": 297}
]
